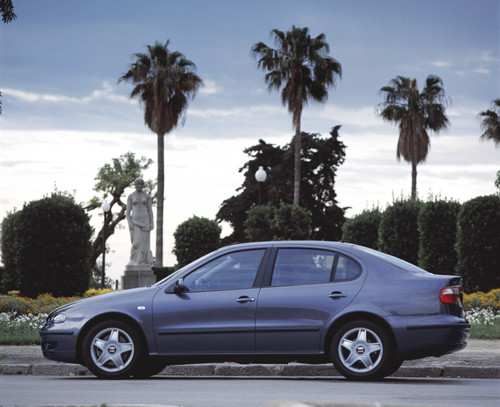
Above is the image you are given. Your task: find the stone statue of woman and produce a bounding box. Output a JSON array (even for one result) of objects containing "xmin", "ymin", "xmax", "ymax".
[{"xmin": 126, "ymin": 178, "xmax": 154, "ymax": 265}]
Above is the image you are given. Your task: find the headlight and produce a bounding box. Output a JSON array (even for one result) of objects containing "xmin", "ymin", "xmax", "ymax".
[{"xmin": 52, "ymin": 313, "xmax": 66, "ymax": 324}]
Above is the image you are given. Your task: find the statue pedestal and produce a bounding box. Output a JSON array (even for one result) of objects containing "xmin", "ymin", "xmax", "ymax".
[{"xmin": 121, "ymin": 264, "xmax": 156, "ymax": 290}]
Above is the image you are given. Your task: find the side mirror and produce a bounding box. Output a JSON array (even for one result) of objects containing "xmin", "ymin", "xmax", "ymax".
[{"xmin": 173, "ymin": 278, "xmax": 190, "ymax": 294}]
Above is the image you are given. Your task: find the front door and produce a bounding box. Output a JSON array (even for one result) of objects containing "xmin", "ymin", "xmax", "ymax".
[{"xmin": 153, "ymin": 249, "xmax": 266, "ymax": 355}]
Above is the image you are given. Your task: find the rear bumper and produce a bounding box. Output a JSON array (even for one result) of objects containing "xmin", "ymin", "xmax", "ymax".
[{"xmin": 388, "ymin": 315, "xmax": 470, "ymax": 360}]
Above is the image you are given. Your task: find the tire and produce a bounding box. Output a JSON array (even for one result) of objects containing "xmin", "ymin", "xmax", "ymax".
[
  {"xmin": 82, "ymin": 319, "xmax": 144, "ymax": 379},
  {"xmin": 132, "ymin": 357, "xmax": 167, "ymax": 379},
  {"xmin": 331, "ymin": 320, "xmax": 397, "ymax": 381}
]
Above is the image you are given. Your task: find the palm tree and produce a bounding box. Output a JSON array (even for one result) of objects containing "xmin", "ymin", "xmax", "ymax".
[
  {"xmin": 478, "ymin": 99, "xmax": 500, "ymax": 147},
  {"xmin": 119, "ymin": 41, "xmax": 203, "ymax": 266},
  {"xmin": 377, "ymin": 75, "xmax": 450, "ymax": 201},
  {"xmin": 252, "ymin": 26, "xmax": 342, "ymax": 205}
]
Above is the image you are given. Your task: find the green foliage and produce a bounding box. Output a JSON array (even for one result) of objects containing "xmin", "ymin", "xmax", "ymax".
[
  {"xmin": 342, "ymin": 208, "xmax": 382, "ymax": 249},
  {"xmin": 495, "ymin": 170, "xmax": 500, "ymax": 191},
  {"xmin": 218, "ymin": 128, "xmax": 346, "ymax": 243},
  {"xmin": 244, "ymin": 205, "xmax": 274, "ymax": 241},
  {"xmin": 457, "ymin": 195, "xmax": 500, "ymax": 292},
  {"xmin": 3, "ymin": 193, "xmax": 94, "ymax": 297},
  {"xmin": 173, "ymin": 216, "xmax": 222, "ymax": 267},
  {"xmin": 273, "ymin": 202, "xmax": 312, "ymax": 240},
  {"xmin": 418, "ymin": 199, "xmax": 460, "ymax": 275},
  {"xmin": 0, "ymin": 210, "xmax": 22, "ymax": 292},
  {"xmin": 379, "ymin": 199, "xmax": 422, "ymax": 265}
]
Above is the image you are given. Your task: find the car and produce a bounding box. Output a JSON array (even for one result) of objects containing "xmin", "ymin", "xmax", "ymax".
[{"xmin": 39, "ymin": 241, "xmax": 470, "ymax": 380}]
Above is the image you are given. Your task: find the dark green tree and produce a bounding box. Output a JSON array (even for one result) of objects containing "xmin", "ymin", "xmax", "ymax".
[
  {"xmin": 478, "ymin": 99, "xmax": 500, "ymax": 147},
  {"xmin": 456, "ymin": 195, "xmax": 500, "ymax": 292},
  {"xmin": 377, "ymin": 75, "xmax": 450, "ymax": 200},
  {"xmin": 342, "ymin": 208, "xmax": 382, "ymax": 250},
  {"xmin": 217, "ymin": 127, "xmax": 346, "ymax": 243},
  {"xmin": 252, "ymin": 26, "xmax": 342, "ymax": 205},
  {"xmin": 173, "ymin": 216, "xmax": 222, "ymax": 268},
  {"xmin": 119, "ymin": 41, "xmax": 203, "ymax": 266},
  {"xmin": 418, "ymin": 199, "xmax": 460, "ymax": 275},
  {"xmin": 379, "ymin": 199, "xmax": 422, "ymax": 265},
  {"xmin": 14, "ymin": 193, "xmax": 93, "ymax": 297}
]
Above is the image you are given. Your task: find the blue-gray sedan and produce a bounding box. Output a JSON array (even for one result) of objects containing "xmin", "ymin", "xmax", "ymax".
[{"xmin": 39, "ymin": 241, "xmax": 470, "ymax": 380}]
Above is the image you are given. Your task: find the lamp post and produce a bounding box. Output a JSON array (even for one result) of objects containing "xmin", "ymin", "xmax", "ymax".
[
  {"xmin": 100, "ymin": 200, "xmax": 110, "ymax": 289},
  {"xmin": 255, "ymin": 166, "xmax": 267, "ymax": 205}
]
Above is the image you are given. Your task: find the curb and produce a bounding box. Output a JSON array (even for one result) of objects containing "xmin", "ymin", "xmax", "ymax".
[{"xmin": 1, "ymin": 362, "xmax": 499, "ymax": 379}]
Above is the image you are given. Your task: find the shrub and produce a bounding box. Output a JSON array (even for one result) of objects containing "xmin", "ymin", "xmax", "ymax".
[
  {"xmin": 463, "ymin": 289, "xmax": 500, "ymax": 312},
  {"xmin": 456, "ymin": 195, "xmax": 500, "ymax": 292},
  {"xmin": 378, "ymin": 199, "xmax": 422, "ymax": 265},
  {"xmin": 173, "ymin": 216, "xmax": 222, "ymax": 268},
  {"xmin": 0, "ymin": 293, "xmax": 80, "ymax": 315},
  {"xmin": 342, "ymin": 208, "xmax": 381, "ymax": 249},
  {"xmin": 418, "ymin": 199, "xmax": 460, "ymax": 275},
  {"xmin": 272, "ymin": 202, "xmax": 312, "ymax": 240},
  {"xmin": 1, "ymin": 193, "xmax": 94, "ymax": 298},
  {"xmin": 244, "ymin": 205, "xmax": 274, "ymax": 241}
]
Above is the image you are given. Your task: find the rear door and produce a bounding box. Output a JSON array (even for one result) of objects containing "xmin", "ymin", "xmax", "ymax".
[{"xmin": 256, "ymin": 247, "xmax": 366, "ymax": 354}]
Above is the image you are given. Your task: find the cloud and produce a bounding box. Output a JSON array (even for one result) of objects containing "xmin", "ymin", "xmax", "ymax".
[
  {"xmin": 3, "ymin": 81, "xmax": 133, "ymax": 105},
  {"xmin": 200, "ymin": 79, "xmax": 222, "ymax": 95}
]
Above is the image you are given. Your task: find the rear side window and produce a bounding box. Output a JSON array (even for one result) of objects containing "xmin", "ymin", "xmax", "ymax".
[
  {"xmin": 271, "ymin": 248, "xmax": 362, "ymax": 286},
  {"xmin": 333, "ymin": 254, "xmax": 361, "ymax": 281},
  {"xmin": 271, "ymin": 248, "xmax": 335, "ymax": 286}
]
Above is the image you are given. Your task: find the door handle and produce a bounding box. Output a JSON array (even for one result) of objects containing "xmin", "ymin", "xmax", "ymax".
[
  {"xmin": 236, "ymin": 296, "xmax": 255, "ymax": 304},
  {"xmin": 329, "ymin": 291, "xmax": 347, "ymax": 299}
]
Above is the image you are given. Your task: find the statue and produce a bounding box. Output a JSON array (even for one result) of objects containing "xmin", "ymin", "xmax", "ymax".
[{"xmin": 126, "ymin": 178, "xmax": 154, "ymax": 265}]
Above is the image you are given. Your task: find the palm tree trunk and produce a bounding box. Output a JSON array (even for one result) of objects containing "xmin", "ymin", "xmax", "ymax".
[
  {"xmin": 411, "ymin": 161, "xmax": 417, "ymax": 201},
  {"xmin": 155, "ymin": 131, "xmax": 165, "ymax": 266},
  {"xmin": 293, "ymin": 115, "xmax": 302, "ymax": 206}
]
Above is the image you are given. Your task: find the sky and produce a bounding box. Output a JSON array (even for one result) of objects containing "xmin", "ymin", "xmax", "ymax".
[{"xmin": 1, "ymin": 0, "xmax": 499, "ymax": 285}]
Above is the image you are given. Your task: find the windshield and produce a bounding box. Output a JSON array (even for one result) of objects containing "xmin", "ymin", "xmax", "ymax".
[{"xmin": 354, "ymin": 245, "xmax": 431, "ymax": 275}]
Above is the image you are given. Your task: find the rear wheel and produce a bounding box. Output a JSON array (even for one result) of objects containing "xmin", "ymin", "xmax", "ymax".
[
  {"xmin": 331, "ymin": 320, "xmax": 397, "ymax": 380},
  {"xmin": 82, "ymin": 319, "xmax": 143, "ymax": 379}
]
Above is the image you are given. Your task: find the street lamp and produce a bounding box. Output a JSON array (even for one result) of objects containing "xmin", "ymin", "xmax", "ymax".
[
  {"xmin": 255, "ymin": 166, "xmax": 267, "ymax": 205},
  {"xmin": 100, "ymin": 200, "xmax": 111, "ymax": 289}
]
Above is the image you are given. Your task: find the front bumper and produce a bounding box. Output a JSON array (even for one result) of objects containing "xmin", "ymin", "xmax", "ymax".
[{"xmin": 39, "ymin": 328, "xmax": 79, "ymax": 363}]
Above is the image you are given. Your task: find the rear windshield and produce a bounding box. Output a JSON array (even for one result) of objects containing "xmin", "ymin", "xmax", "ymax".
[{"xmin": 354, "ymin": 245, "xmax": 430, "ymax": 275}]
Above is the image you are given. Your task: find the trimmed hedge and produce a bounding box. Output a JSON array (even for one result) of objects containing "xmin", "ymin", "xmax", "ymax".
[
  {"xmin": 378, "ymin": 200, "xmax": 422, "ymax": 265},
  {"xmin": 342, "ymin": 208, "xmax": 381, "ymax": 249},
  {"xmin": 418, "ymin": 199, "xmax": 460, "ymax": 275},
  {"xmin": 457, "ymin": 195, "xmax": 500, "ymax": 292}
]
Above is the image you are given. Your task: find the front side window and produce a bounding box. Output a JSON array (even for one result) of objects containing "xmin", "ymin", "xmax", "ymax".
[
  {"xmin": 271, "ymin": 248, "xmax": 335, "ymax": 286},
  {"xmin": 182, "ymin": 249, "xmax": 265, "ymax": 291}
]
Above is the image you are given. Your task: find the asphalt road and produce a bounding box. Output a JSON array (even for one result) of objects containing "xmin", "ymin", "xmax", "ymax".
[{"xmin": 0, "ymin": 375, "xmax": 499, "ymax": 407}]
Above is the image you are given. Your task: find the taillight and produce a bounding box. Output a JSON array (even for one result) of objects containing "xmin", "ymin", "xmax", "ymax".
[{"xmin": 440, "ymin": 285, "xmax": 463, "ymax": 304}]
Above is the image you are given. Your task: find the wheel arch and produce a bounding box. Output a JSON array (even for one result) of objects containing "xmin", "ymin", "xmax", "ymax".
[
  {"xmin": 76, "ymin": 312, "xmax": 149, "ymax": 365},
  {"xmin": 323, "ymin": 311, "xmax": 399, "ymax": 360}
]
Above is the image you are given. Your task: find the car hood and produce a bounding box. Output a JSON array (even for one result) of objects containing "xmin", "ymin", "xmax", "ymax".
[{"xmin": 49, "ymin": 286, "xmax": 160, "ymax": 317}]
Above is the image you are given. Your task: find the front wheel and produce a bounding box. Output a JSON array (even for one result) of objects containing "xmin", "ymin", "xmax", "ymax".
[
  {"xmin": 331, "ymin": 320, "xmax": 397, "ymax": 380},
  {"xmin": 82, "ymin": 319, "xmax": 143, "ymax": 379}
]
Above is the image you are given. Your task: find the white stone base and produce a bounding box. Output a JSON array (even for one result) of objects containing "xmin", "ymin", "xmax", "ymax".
[{"xmin": 121, "ymin": 264, "xmax": 156, "ymax": 289}]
